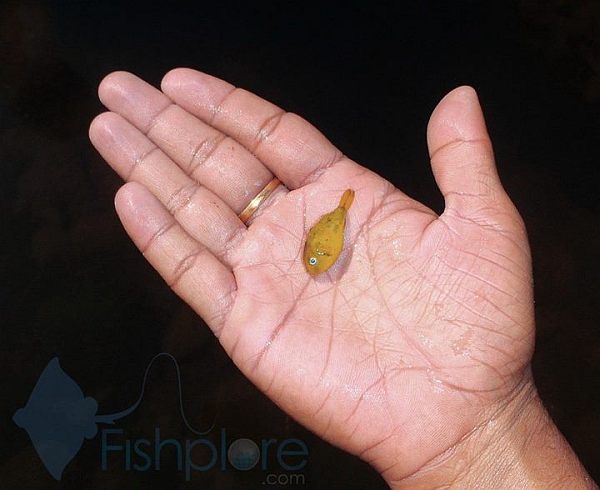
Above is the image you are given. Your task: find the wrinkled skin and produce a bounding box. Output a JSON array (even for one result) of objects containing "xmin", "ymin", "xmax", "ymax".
[{"xmin": 90, "ymin": 69, "xmax": 534, "ymax": 485}]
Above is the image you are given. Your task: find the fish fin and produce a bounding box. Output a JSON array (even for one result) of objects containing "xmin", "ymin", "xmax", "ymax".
[{"xmin": 338, "ymin": 189, "xmax": 355, "ymax": 211}]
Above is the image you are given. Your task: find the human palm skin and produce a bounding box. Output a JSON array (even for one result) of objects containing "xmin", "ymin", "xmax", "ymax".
[{"xmin": 90, "ymin": 69, "xmax": 535, "ymax": 486}]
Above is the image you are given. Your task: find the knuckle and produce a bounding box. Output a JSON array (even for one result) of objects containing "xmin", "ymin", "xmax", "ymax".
[
  {"xmin": 165, "ymin": 183, "xmax": 199, "ymax": 215},
  {"xmin": 169, "ymin": 247, "xmax": 205, "ymax": 288},
  {"xmin": 251, "ymin": 110, "xmax": 286, "ymax": 152},
  {"xmin": 188, "ymin": 133, "xmax": 227, "ymax": 173}
]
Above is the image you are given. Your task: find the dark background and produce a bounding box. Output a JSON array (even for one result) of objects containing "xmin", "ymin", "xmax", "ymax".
[{"xmin": 1, "ymin": 1, "xmax": 598, "ymax": 488}]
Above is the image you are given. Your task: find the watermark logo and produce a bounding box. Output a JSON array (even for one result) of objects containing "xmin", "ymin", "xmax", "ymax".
[{"xmin": 13, "ymin": 354, "xmax": 308, "ymax": 484}]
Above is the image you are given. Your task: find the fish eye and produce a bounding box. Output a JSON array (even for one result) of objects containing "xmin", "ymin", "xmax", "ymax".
[{"xmin": 309, "ymin": 257, "xmax": 318, "ymax": 266}]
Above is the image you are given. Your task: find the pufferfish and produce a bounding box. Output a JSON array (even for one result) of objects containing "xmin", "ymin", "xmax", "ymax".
[{"xmin": 303, "ymin": 189, "xmax": 355, "ymax": 276}]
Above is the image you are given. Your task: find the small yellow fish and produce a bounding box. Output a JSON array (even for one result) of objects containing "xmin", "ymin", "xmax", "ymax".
[{"xmin": 303, "ymin": 189, "xmax": 355, "ymax": 276}]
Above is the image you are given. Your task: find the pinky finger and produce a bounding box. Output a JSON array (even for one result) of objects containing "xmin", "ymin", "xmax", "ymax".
[{"xmin": 115, "ymin": 181, "xmax": 236, "ymax": 334}]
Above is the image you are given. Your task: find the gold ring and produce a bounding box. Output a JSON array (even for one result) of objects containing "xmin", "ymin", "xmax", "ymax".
[{"xmin": 238, "ymin": 177, "xmax": 281, "ymax": 224}]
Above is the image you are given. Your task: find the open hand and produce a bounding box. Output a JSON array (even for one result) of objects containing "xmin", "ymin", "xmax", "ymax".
[{"xmin": 90, "ymin": 69, "xmax": 535, "ymax": 486}]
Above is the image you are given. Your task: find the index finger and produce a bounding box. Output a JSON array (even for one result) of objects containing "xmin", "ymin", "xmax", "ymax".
[{"xmin": 160, "ymin": 68, "xmax": 344, "ymax": 189}]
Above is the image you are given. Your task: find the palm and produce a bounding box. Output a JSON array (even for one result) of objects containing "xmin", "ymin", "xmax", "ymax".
[
  {"xmin": 91, "ymin": 69, "xmax": 534, "ymax": 482},
  {"xmin": 228, "ymin": 162, "xmax": 532, "ymax": 476}
]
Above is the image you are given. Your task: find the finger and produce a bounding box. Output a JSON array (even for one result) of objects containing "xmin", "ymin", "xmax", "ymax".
[
  {"xmin": 98, "ymin": 71, "xmax": 279, "ymax": 214},
  {"xmin": 161, "ymin": 68, "xmax": 344, "ymax": 189},
  {"xmin": 426, "ymin": 86, "xmax": 508, "ymax": 215},
  {"xmin": 90, "ymin": 111, "xmax": 246, "ymax": 265},
  {"xmin": 114, "ymin": 182, "xmax": 236, "ymax": 333}
]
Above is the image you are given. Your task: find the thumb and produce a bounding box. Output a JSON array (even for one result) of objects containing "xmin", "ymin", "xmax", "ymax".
[{"xmin": 427, "ymin": 86, "xmax": 507, "ymax": 216}]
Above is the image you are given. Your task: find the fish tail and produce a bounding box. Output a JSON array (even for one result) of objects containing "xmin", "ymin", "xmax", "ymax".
[{"xmin": 338, "ymin": 189, "xmax": 355, "ymax": 211}]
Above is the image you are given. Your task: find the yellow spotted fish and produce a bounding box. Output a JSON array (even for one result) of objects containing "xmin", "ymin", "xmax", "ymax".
[{"xmin": 303, "ymin": 189, "xmax": 355, "ymax": 276}]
